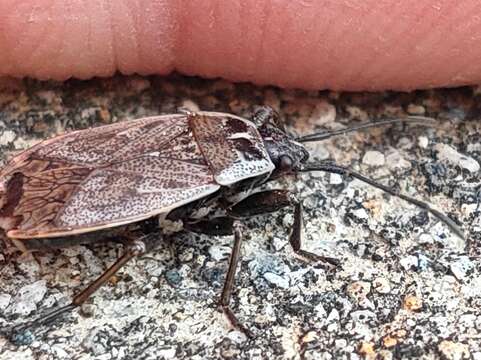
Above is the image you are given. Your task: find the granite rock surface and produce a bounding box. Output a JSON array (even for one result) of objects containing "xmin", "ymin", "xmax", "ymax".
[{"xmin": 0, "ymin": 75, "xmax": 479, "ymax": 360}]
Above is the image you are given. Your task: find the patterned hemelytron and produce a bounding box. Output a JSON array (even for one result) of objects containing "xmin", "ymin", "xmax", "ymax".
[
  {"xmin": 56, "ymin": 166, "xmax": 217, "ymax": 228},
  {"xmin": 0, "ymin": 115, "xmax": 222, "ymax": 238},
  {"xmin": 0, "ymin": 112, "xmax": 274, "ymax": 239},
  {"xmin": 34, "ymin": 115, "xmax": 188, "ymax": 164},
  {"xmin": 56, "ymin": 157, "xmax": 218, "ymax": 228},
  {"xmin": 191, "ymin": 114, "xmax": 274, "ymax": 185}
]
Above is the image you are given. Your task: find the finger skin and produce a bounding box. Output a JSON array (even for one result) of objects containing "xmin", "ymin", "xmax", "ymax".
[
  {"xmin": 0, "ymin": 0, "xmax": 178, "ymax": 79},
  {"xmin": 1, "ymin": 0, "xmax": 481, "ymax": 91}
]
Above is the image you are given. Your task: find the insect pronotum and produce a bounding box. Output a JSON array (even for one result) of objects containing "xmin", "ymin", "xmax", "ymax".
[{"xmin": 0, "ymin": 107, "xmax": 463, "ymax": 344}]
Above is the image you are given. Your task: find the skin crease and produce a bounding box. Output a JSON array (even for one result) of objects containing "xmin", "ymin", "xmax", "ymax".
[{"xmin": 1, "ymin": 0, "xmax": 481, "ymax": 91}]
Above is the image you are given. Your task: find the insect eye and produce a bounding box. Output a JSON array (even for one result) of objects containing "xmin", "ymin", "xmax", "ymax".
[{"xmin": 279, "ymin": 155, "xmax": 294, "ymax": 170}]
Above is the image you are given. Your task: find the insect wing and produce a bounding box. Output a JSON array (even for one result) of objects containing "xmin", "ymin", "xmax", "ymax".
[
  {"xmin": 0, "ymin": 115, "xmax": 220, "ymax": 239},
  {"xmin": 191, "ymin": 113, "xmax": 275, "ymax": 185}
]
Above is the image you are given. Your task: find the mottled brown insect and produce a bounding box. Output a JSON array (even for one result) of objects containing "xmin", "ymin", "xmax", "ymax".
[{"xmin": 0, "ymin": 108, "xmax": 462, "ymax": 344}]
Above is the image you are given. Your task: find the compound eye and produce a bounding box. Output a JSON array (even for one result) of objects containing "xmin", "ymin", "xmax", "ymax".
[{"xmin": 279, "ymin": 155, "xmax": 294, "ymax": 170}]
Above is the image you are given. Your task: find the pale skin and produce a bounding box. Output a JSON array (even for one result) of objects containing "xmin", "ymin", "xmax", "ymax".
[{"xmin": 1, "ymin": 0, "xmax": 481, "ymax": 91}]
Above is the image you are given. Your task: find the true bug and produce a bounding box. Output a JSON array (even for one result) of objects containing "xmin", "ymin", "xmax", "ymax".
[{"xmin": 0, "ymin": 107, "xmax": 462, "ymax": 344}]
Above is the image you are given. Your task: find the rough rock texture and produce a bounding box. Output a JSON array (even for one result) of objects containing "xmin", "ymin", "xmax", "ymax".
[{"xmin": 0, "ymin": 75, "xmax": 480, "ymax": 360}]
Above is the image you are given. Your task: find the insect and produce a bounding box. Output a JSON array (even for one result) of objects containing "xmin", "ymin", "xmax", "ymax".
[{"xmin": 0, "ymin": 107, "xmax": 462, "ymax": 344}]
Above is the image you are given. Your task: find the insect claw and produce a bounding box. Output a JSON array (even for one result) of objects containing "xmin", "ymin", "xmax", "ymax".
[
  {"xmin": 221, "ymin": 305, "xmax": 254, "ymax": 339},
  {"xmin": 295, "ymin": 250, "xmax": 340, "ymax": 269},
  {"xmin": 287, "ymin": 192, "xmax": 300, "ymax": 205},
  {"xmin": 232, "ymin": 221, "xmax": 244, "ymax": 233}
]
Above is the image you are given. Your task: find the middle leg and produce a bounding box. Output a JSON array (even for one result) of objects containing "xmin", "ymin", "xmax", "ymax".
[{"xmin": 218, "ymin": 221, "xmax": 253, "ymax": 336}]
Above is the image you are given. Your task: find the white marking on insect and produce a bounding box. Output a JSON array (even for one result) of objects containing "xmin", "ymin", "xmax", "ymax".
[{"xmin": 227, "ymin": 133, "xmax": 253, "ymax": 140}]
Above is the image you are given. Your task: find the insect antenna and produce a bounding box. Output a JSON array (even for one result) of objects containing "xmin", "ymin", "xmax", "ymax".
[
  {"xmin": 300, "ymin": 162, "xmax": 464, "ymax": 239},
  {"xmin": 296, "ymin": 116, "xmax": 437, "ymax": 143}
]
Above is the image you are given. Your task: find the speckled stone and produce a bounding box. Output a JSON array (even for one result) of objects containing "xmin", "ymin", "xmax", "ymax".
[
  {"xmin": 434, "ymin": 143, "xmax": 480, "ymax": 173},
  {"xmin": 362, "ymin": 150, "xmax": 386, "ymax": 167},
  {"xmin": 0, "ymin": 75, "xmax": 479, "ymax": 359}
]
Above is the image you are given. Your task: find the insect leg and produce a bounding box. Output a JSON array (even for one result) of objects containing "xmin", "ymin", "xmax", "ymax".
[
  {"xmin": 10, "ymin": 236, "xmax": 153, "ymax": 345},
  {"xmin": 228, "ymin": 190, "xmax": 339, "ymax": 266},
  {"xmin": 71, "ymin": 240, "xmax": 146, "ymax": 306},
  {"xmin": 186, "ymin": 190, "xmax": 294, "ymax": 235},
  {"xmin": 185, "ymin": 217, "xmax": 234, "ymax": 236},
  {"xmin": 252, "ymin": 106, "xmax": 285, "ymax": 131},
  {"xmin": 228, "ymin": 189, "xmax": 293, "ymax": 217},
  {"xmin": 290, "ymin": 202, "xmax": 339, "ymax": 267},
  {"xmin": 219, "ymin": 221, "xmax": 252, "ymax": 337}
]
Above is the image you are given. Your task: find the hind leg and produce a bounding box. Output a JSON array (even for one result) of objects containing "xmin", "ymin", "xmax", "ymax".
[{"xmin": 10, "ymin": 234, "xmax": 158, "ymax": 345}]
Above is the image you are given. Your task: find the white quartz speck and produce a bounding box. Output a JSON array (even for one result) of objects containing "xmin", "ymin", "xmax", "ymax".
[
  {"xmin": 0, "ymin": 130, "xmax": 15, "ymax": 144},
  {"xmin": 263, "ymin": 272, "xmax": 290, "ymax": 289},
  {"xmin": 329, "ymin": 173, "xmax": 343, "ymax": 184},
  {"xmin": 362, "ymin": 150, "xmax": 385, "ymax": 166},
  {"xmin": 435, "ymin": 143, "xmax": 480, "ymax": 173},
  {"xmin": 11, "ymin": 280, "xmax": 47, "ymax": 316},
  {"xmin": 418, "ymin": 136, "xmax": 429, "ymax": 148},
  {"xmin": 0, "ymin": 293, "xmax": 11, "ymax": 311}
]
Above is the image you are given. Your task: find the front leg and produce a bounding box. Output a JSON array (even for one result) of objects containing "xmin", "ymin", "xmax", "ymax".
[
  {"xmin": 228, "ymin": 190, "xmax": 339, "ymax": 266},
  {"xmin": 228, "ymin": 189, "xmax": 293, "ymax": 218},
  {"xmin": 185, "ymin": 190, "xmax": 293, "ymax": 234},
  {"xmin": 290, "ymin": 202, "xmax": 339, "ymax": 267},
  {"xmin": 251, "ymin": 106, "xmax": 280, "ymax": 128},
  {"xmin": 188, "ymin": 191, "xmax": 337, "ymax": 337},
  {"xmin": 185, "ymin": 216, "xmax": 234, "ymax": 236}
]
